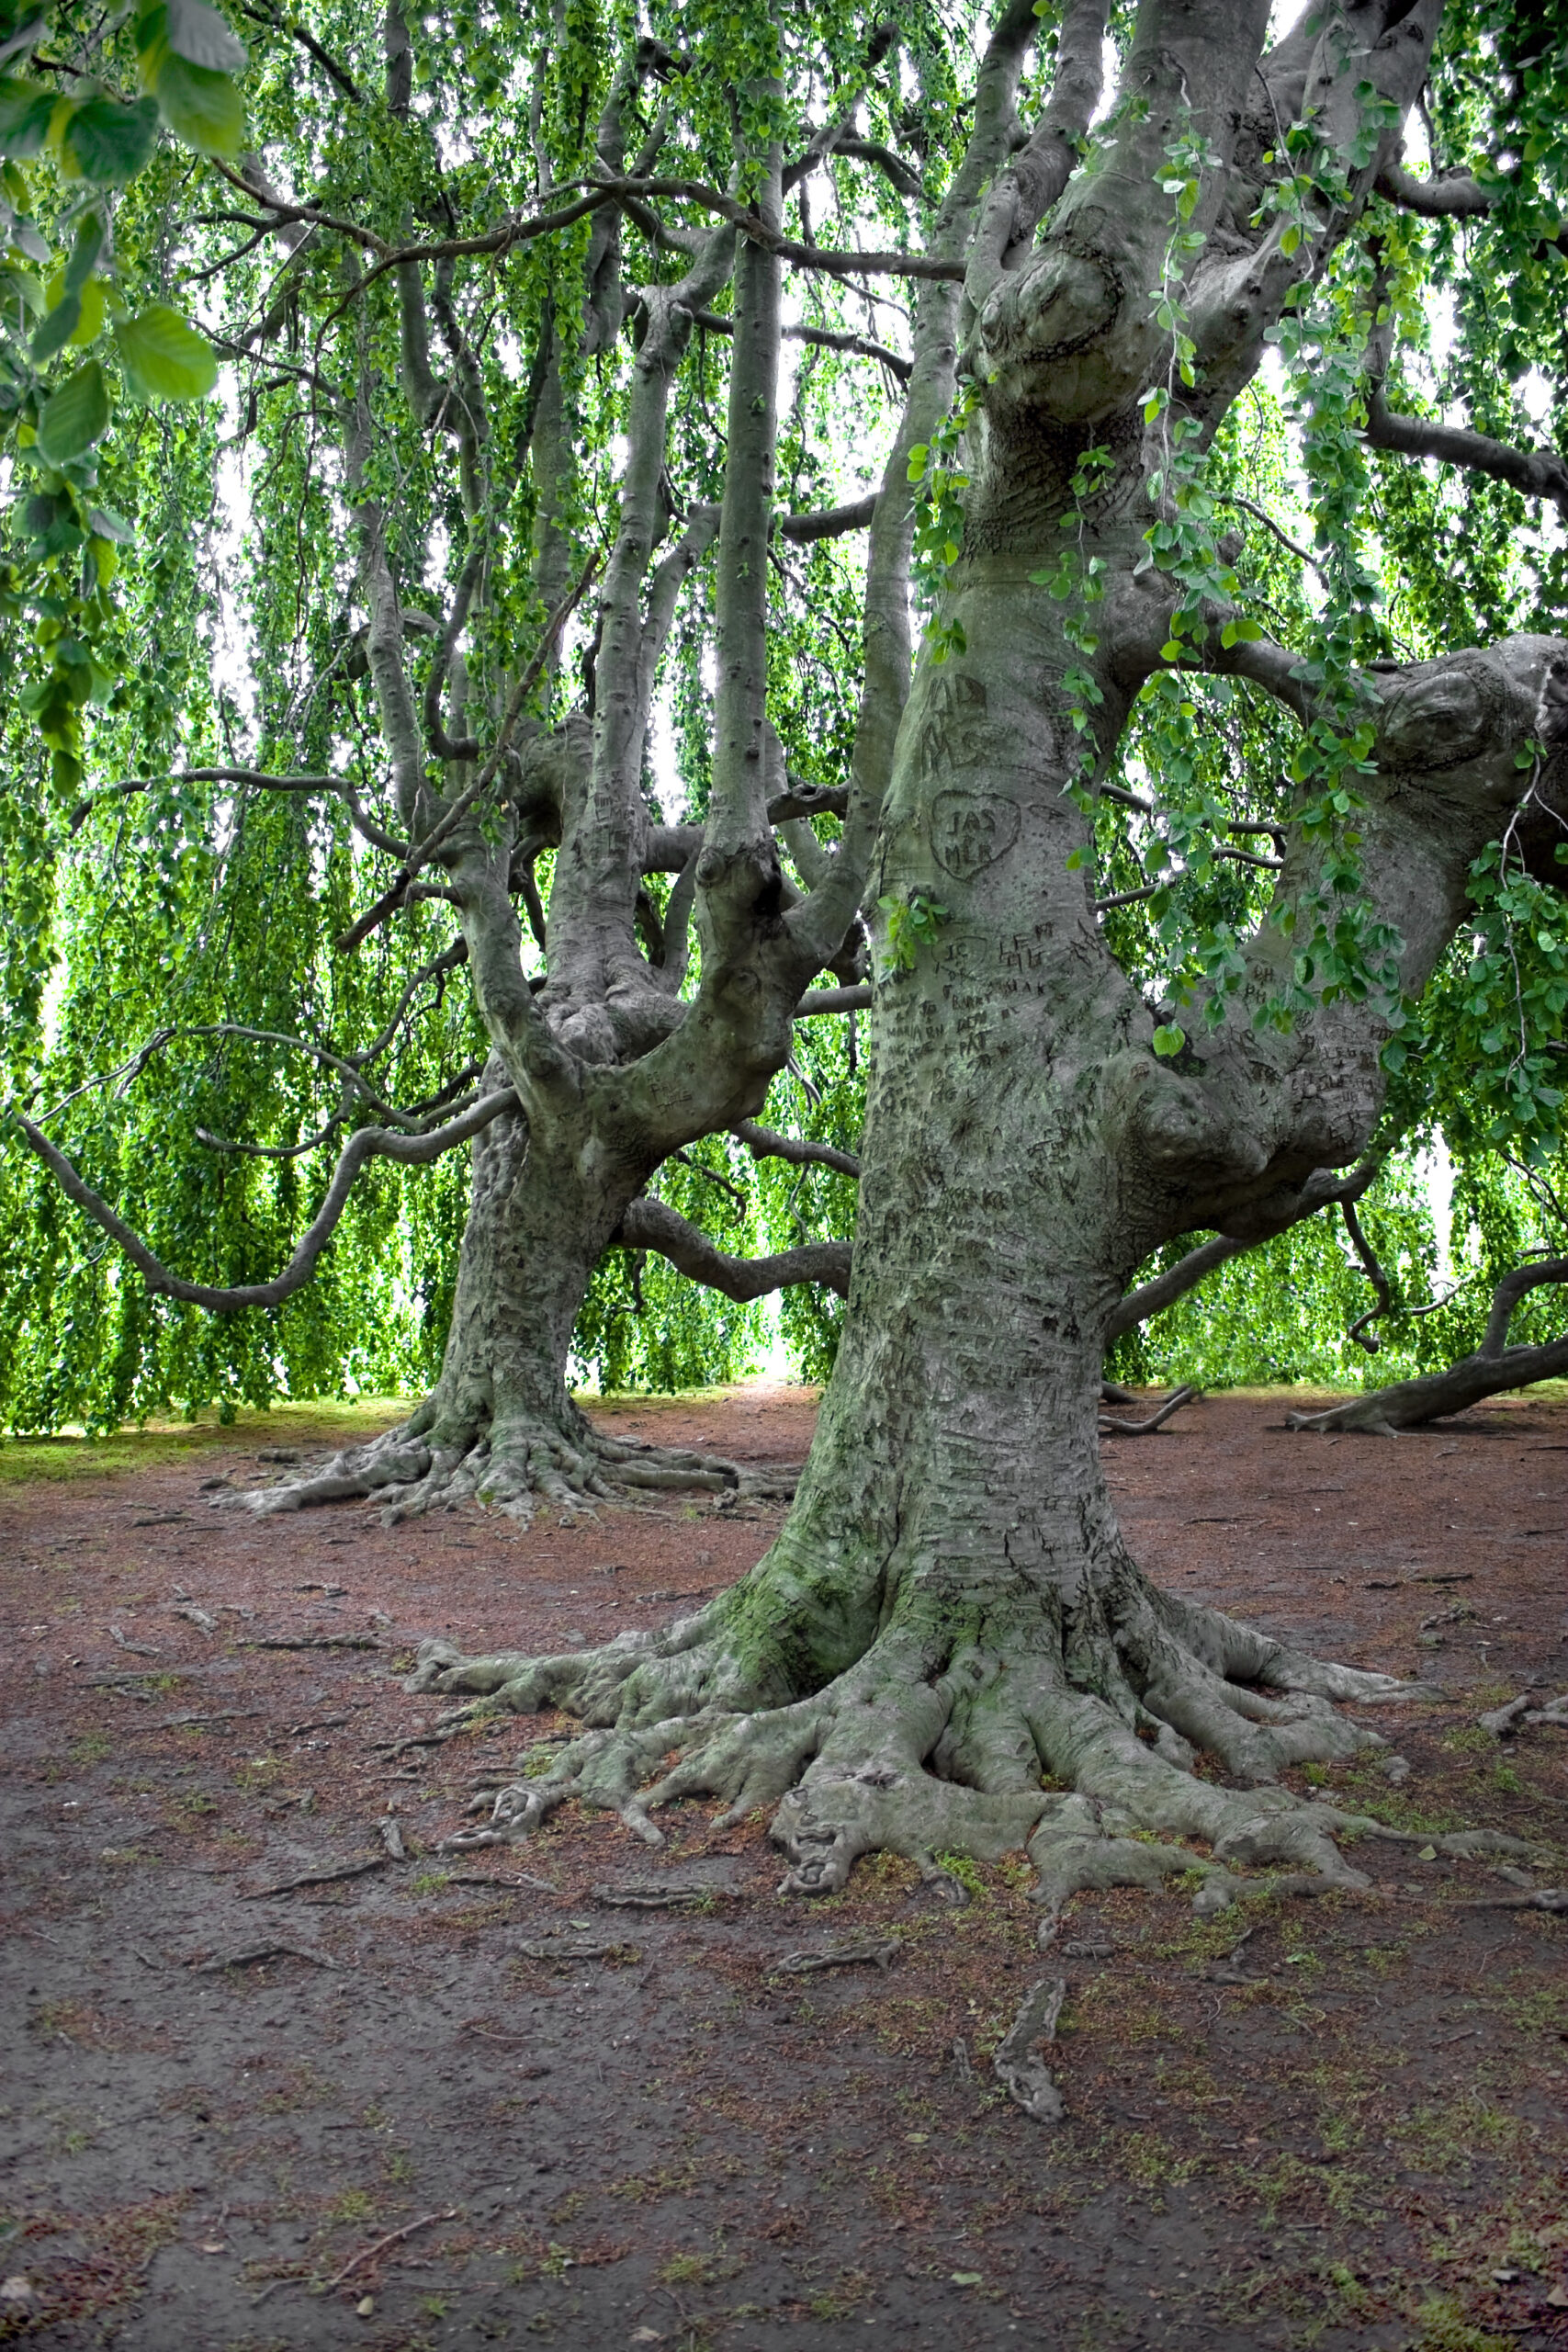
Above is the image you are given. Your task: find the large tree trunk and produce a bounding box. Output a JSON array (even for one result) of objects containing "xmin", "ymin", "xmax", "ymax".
[
  {"xmin": 246, "ymin": 1058, "xmax": 761, "ymax": 1521},
  {"xmin": 410, "ymin": 619, "xmax": 1484, "ymax": 1911},
  {"xmin": 399, "ymin": 4, "xmax": 1557, "ymax": 1964}
]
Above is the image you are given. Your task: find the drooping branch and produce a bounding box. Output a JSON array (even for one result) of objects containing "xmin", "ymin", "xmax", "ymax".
[
  {"xmin": 72, "ymin": 768, "xmax": 410, "ymax": 857},
  {"xmin": 1341, "ymin": 1199, "xmax": 1395, "ymax": 1354},
  {"xmin": 733, "ymin": 1120, "xmax": 861, "ymax": 1179},
  {"xmin": 1481, "ymin": 1256, "xmax": 1568, "ymax": 1357},
  {"xmin": 1105, "ymin": 1162, "xmax": 1382, "ymax": 1343},
  {"xmin": 1286, "ymin": 1328, "xmax": 1568, "ymax": 1435},
  {"xmin": 12, "ymin": 1087, "xmax": 518, "ymax": 1313},
  {"xmin": 617, "ymin": 1196, "xmax": 851, "ymax": 1300},
  {"xmin": 1365, "ymin": 388, "xmax": 1568, "ymax": 522},
  {"xmin": 232, "ymin": 0, "xmax": 366, "ymax": 102},
  {"xmin": 1361, "ymin": 264, "xmax": 1568, "ymax": 522},
  {"xmin": 693, "ymin": 308, "xmax": 911, "ymax": 379}
]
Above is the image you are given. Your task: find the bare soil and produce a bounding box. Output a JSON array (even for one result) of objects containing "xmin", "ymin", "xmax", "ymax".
[{"xmin": 2, "ymin": 1384, "xmax": 1565, "ymax": 2352}]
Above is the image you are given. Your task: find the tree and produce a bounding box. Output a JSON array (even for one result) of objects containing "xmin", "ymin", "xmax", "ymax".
[
  {"xmin": 411, "ymin": 0, "xmax": 1568, "ymax": 1919},
  {"xmin": 6, "ymin": 0, "xmax": 1566, "ymax": 1934},
  {"xmin": 6, "ymin": 0, "xmax": 897, "ymax": 1505}
]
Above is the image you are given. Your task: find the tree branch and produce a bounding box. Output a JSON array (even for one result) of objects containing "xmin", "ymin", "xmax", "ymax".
[
  {"xmin": 1373, "ymin": 161, "xmax": 1494, "ymax": 220},
  {"xmin": 964, "ymin": 0, "xmax": 1108, "ymax": 313},
  {"xmin": 596, "ymin": 175, "xmax": 964, "ymax": 281},
  {"xmin": 13, "ymin": 1089, "xmax": 518, "ymax": 1313},
  {"xmin": 1286, "ymin": 1328, "xmax": 1568, "ymax": 1434},
  {"xmin": 71, "ymin": 768, "xmax": 410, "ymax": 858},
  {"xmin": 795, "ymin": 985, "xmax": 872, "ymax": 1017},
  {"xmin": 1341, "ymin": 1198, "xmax": 1395, "ymax": 1354},
  {"xmin": 732, "ymin": 1120, "xmax": 861, "ymax": 1179},
  {"xmin": 785, "ymin": 0, "xmax": 1047, "ymax": 975},
  {"xmin": 1365, "ymin": 388, "xmax": 1568, "ymax": 522},
  {"xmin": 1105, "ymin": 1160, "xmax": 1382, "ymax": 1342},
  {"xmin": 1482, "ymin": 1256, "xmax": 1568, "ymax": 1357},
  {"xmin": 775, "ymin": 494, "xmax": 878, "ymax": 543},
  {"xmin": 335, "ymin": 551, "xmax": 599, "ymax": 954},
  {"xmin": 617, "ymin": 1196, "xmax": 851, "ymax": 1299},
  {"xmin": 692, "ymin": 308, "xmax": 911, "ymax": 380}
]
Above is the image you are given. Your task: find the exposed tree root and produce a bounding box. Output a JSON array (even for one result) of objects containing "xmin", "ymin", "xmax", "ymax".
[
  {"xmin": 227, "ymin": 1400, "xmax": 796, "ymax": 1524},
  {"xmin": 401, "ymin": 1553, "xmax": 1533, "ymax": 1917},
  {"xmin": 1098, "ymin": 1384, "xmax": 1201, "ymax": 1436},
  {"xmin": 994, "ymin": 1975, "xmax": 1067, "ymax": 2122}
]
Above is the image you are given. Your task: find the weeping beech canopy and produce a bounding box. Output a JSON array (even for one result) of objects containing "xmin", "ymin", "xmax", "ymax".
[{"xmin": 3, "ymin": 0, "xmax": 1568, "ymax": 1976}]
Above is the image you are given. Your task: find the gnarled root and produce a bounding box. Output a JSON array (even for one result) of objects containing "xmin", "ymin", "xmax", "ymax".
[
  {"xmin": 226, "ymin": 1403, "xmax": 796, "ymax": 1526},
  {"xmin": 399, "ymin": 1559, "xmax": 1526, "ymax": 1928}
]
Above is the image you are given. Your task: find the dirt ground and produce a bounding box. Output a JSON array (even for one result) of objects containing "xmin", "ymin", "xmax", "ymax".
[{"xmin": 2, "ymin": 1383, "xmax": 1565, "ymax": 2352}]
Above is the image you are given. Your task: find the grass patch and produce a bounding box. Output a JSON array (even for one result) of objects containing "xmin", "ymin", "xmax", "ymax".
[{"xmin": 0, "ymin": 1397, "xmax": 415, "ymax": 1486}]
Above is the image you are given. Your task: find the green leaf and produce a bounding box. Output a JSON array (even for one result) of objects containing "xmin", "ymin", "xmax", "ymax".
[
  {"xmin": 164, "ymin": 0, "xmax": 247, "ymax": 71},
  {"xmin": 43, "ymin": 266, "xmax": 107, "ymax": 345},
  {"xmin": 0, "ymin": 72, "xmax": 55, "ymax": 156},
  {"xmin": 3, "ymin": 203, "xmax": 49, "ymax": 262},
  {"xmin": 1152, "ymin": 1023, "xmax": 1186, "ymax": 1057},
  {"xmin": 0, "ymin": 260, "xmax": 43, "ymax": 311},
  {"xmin": 153, "ymin": 50, "xmax": 243, "ymax": 155},
  {"xmin": 115, "ymin": 301, "xmax": 218, "ymax": 400},
  {"xmin": 1158, "ymin": 639, "xmax": 1184, "ymax": 663},
  {"xmin": 85, "ymin": 501, "xmax": 134, "ymax": 543},
  {"xmin": 60, "ymin": 94, "xmax": 160, "ymax": 183},
  {"xmin": 62, "ymin": 210, "xmax": 105, "ymax": 297},
  {"xmin": 35, "ymin": 356, "xmax": 110, "ymax": 461},
  {"xmin": 30, "ymin": 288, "xmax": 81, "ymax": 360}
]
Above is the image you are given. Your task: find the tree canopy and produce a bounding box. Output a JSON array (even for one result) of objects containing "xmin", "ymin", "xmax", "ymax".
[{"xmin": 1, "ymin": 0, "xmax": 1564, "ymax": 1444}]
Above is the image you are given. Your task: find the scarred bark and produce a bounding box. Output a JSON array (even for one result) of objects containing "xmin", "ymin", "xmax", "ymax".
[{"xmin": 405, "ymin": 3, "xmax": 1560, "ymax": 1998}]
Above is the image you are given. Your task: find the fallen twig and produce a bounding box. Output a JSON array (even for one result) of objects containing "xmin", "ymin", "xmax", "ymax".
[
  {"xmin": 169, "ymin": 1602, "xmax": 218, "ymax": 1634},
  {"xmin": 189, "ymin": 1941, "xmax": 341, "ymax": 1972},
  {"xmin": 592, "ymin": 1882, "xmax": 716, "ymax": 1910},
  {"xmin": 239, "ymin": 1855, "xmax": 389, "ymax": 1900},
  {"xmin": 445, "ymin": 1870, "xmax": 555, "ymax": 1891},
  {"xmin": 288, "ymin": 1713, "xmax": 352, "ymax": 1736},
  {"xmin": 516, "ymin": 1939, "xmax": 638, "ymax": 1962},
  {"xmin": 1099, "ymin": 1385, "xmax": 1200, "ymax": 1438},
  {"xmin": 322, "ymin": 2210, "xmax": 457, "ymax": 2292},
  {"xmin": 1448, "ymin": 1888, "xmax": 1568, "ymax": 1913},
  {"xmin": 154, "ymin": 1709, "xmax": 263, "ymax": 1728},
  {"xmin": 243, "ymin": 1634, "xmax": 378, "ymax": 1651},
  {"xmin": 993, "ymin": 1974, "xmax": 1067, "ymax": 2123}
]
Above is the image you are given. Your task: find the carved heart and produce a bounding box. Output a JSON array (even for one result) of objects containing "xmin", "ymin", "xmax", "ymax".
[{"xmin": 930, "ymin": 790, "xmax": 1021, "ymax": 879}]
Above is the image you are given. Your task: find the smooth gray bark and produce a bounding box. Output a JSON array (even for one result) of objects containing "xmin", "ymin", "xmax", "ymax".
[{"xmin": 412, "ymin": 1, "xmax": 1557, "ymax": 1953}]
